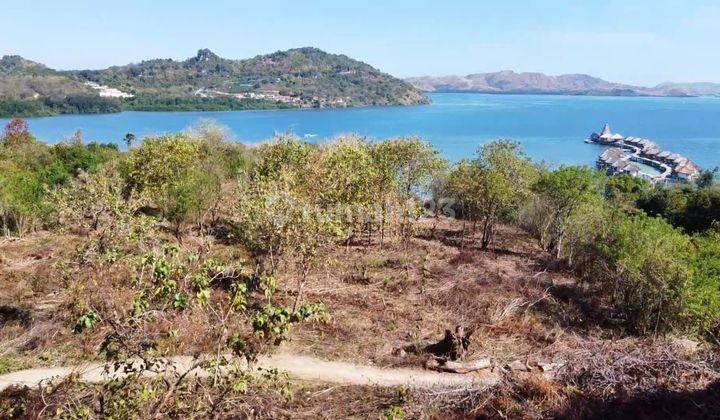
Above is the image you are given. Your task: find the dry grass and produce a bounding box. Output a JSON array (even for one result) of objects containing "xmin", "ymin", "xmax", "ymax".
[
  {"xmin": 283, "ymin": 218, "xmax": 577, "ymax": 369},
  {"xmin": 1, "ymin": 217, "xmax": 719, "ymax": 418}
]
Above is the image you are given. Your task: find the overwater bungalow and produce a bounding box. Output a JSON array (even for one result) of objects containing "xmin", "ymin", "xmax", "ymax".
[
  {"xmin": 597, "ymin": 148, "xmax": 640, "ymax": 176},
  {"xmin": 591, "ymin": 123, "xmax": 624, "ymax": 144},
  {"xmin": 597, "ymin": 148, "xmax": 623, "ymax": 166},
  {"xmin": 657, "ymin": 151, "xmax": 672, "ymax": 161},
  {"xmin": 615, "ymin": 161, "xmax": 641, "ymax": 177},
  {"xmin": 588, "ymin": 123, "xmax": 700, "ymax": 183},
  {"xmin": 641, "ymin": 145, "xmax": 661, "ymax": 158},
  {"xmin": 671, "ymin": 160, "xmax": 700, "ymax": 182}
]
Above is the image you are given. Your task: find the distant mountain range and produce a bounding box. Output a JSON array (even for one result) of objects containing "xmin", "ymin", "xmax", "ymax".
[
  {"xmin": 406, "ymin": 71, "xmax": 720, "ymax": 97},
  {"xmin": 0, "ymin": 48, "xmax": 428, "ymax": 117}
]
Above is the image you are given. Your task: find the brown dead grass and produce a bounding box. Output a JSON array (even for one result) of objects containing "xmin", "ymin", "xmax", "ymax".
[
  {"xmin": 283, "ymin": 218, "xmax": 578, "ymax": 369},
  {"xmin": 1, "ymin": 217, "xmax": 719, "ymax": 418}
]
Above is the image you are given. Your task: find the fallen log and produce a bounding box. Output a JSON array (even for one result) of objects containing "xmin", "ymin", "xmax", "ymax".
[{"xmin": 426, "ymin": 357, "xmax": 492, "ymax": 374}]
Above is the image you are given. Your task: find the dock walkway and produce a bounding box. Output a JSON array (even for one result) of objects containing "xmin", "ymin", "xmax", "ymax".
[{"xmin": 589, "ymin": 123, "xmax": 697, "ymax": 183}]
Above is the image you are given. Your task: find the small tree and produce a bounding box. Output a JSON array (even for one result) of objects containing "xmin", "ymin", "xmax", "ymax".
[
  {"xmin": 447, "ymin": 159, "xmax": 484, "ymax": 249},
  {"xmin": 120, "ymin": 134, "xmax": 201, "ymax": 196},
  {"xmin": 531, "ymin": 166, "xmax": 605, "ymax": 256},
  {"xmin": 0, "ymin": 164, "xmax": 48, "ymax": 236},
  {"xmin": 312, "ymin": 137, "xmax": 379, "ymax": 246},
  {"xmin": 232, "ymin": 174, "xmax": 341, "ymax": 308},
  {"xmin": 155, "ymin": 169, "xmax": 217, "ymax": 239},
  {"xmin": 371, "ymin": 138, "xmax": 446, "ymax": 244},
  {"xmin": 124, "ymin": 132, "xmax": 136, "ymax": 149},
  {"xmin": 252, "ymin": 134, "xmax": 314, "ymax": 184},
  {"xmin": 2, "ymin": 119, "xmax": 33, "ymax": 147},
  {"xmin": 473, "ymin": 140, "xmax": 537, "ymax": 249},
  {"xmin": 696, "ymin": 167, "xmax": 717, "ymax": 189}
]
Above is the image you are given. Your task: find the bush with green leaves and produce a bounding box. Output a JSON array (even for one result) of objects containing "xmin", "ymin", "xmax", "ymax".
[
  {"xmin": 524, "ymin": 166, "xmax": 605, "ymax": 257},
  {"xmin": 595, "ymin": 213, "xmax": 694, "ymax": 334},
  {"xmin": 120, "ymin": 130, "xmax": 252, "ymax": 236},
  {"xmin": 252, "ymin": 134, "xmax": 315, "ymax": 184},
  {"xmin": 0, "ymin": 123, "xmax": 120, "ymax": 236},
  {"xmin": 52, "ymin": 164, "xmax": 154, "ymax": 255},
  {"xmin": 232, "ymin": 172, "xmax": 343, "ymax": 309},
  {"xmin": 0, "ymin": 162, "xmax": 50, "ymax": 235},
  {"xmin": 120, "ymin": 133, "xmax": 202, "ymax": 196},
  {"xmin": 521, "ymin": 165, "xmax": 720, "ymax": 335},
  {"xmin": 447, "ymin": 140, "xmax": 537, "ymax": 249},
  {"xmin": 687, "ymin": 231, "xmax": 720, "ymax": 336}
]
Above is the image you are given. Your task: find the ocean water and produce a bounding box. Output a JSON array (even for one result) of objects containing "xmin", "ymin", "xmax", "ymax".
[{"xmin": 5, "ymin": 93, "xmax": 720, "ymax": 168}]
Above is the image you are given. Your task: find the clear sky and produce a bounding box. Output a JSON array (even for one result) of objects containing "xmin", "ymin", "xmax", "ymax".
[{"xmin": 1, "ymin": 0, "xmax": 718, "ymax": 86}]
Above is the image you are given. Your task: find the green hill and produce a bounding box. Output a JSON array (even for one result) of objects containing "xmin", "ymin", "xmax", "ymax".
[
  {"xmin": 0, "ymin": 48, "xmax": 428, "ymax": 117},
  {"xmin": 0, "ymin": 56, "xmax": 121, "ymax": 117}
]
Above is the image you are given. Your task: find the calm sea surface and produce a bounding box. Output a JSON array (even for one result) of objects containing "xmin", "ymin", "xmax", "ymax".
[{"xmin": 5, "ymin": 93, "xmax": 720, "ymax": 168}]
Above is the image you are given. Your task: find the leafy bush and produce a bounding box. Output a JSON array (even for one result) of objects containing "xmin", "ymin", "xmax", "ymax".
[
  {"xmin": 596, "ymin": 213, "xmax": 693, "ymax": 334},
  {"xmin": 526, "ymin": 166, "xmax": 605, "ymax": 257},
  {"xmin": 637, "ymin": 184, "xmax": 720, "ymax": 234},
  {"xmin": 117, "ymin": 127, "xmax": 254, "ymax": 236},
  {"xmin": 120, "ymin": 134, "xmax": 202, "ymax": 196},
  {"xmin": 522, "ymin": 166, "xmax": 720, "ymax": 335},
  {"xmin": 448, "ymin": 140, "xmax": 537, "ymax": 249},
  {"xmin": 49, "ymin": 138, "xmax": 118, "ymax": 183},
  {"xmin": 0, "ymin": 163, "xmax": 50, "ymax": 235},
  {"xmin": 0, "ymin": 122, "xmax": 121, "ymax": 235},
  {"xmin": 687, "ymin": 232, "xmax": 720, "ymax": 336}
]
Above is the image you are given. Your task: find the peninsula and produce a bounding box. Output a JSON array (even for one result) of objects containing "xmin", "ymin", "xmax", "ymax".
[{"xmin": 0, "ymin": 48, "xmax": 428, "ymax": 117}]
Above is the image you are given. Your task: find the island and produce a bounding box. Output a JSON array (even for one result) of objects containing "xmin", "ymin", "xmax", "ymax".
[
  {"xmin": 407, "ymin": 71, "xmax": 720, "ymax": 97},
  {"xmin": 0, "ymin": 48, "xmax": 429, "ymax": 117}
]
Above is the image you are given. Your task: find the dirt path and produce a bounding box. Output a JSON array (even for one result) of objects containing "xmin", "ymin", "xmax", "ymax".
[{"xmin": 0, "ymin": 351, "xmax": 496, "ymax": 391}]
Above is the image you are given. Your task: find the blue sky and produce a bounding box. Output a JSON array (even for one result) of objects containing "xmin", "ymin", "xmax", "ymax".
[{"xmin": 1, "ymin": 0, "xmax": 718, "ymax": 86}]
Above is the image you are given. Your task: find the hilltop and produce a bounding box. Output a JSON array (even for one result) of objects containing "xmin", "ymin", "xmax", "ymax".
[
  {"xmin": 0, "ymin": 48, "xmax": 428, "ymax": 117},
  {"xmin": 407, "ymin": 70, "xmax": 720, "ymax": 97}
]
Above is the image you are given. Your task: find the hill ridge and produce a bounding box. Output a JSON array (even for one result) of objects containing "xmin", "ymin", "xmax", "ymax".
[
  {"xmin": 0, "ymin": 48, "xmax": 428, "ymax": 117},
  {"xmin": 407, "ymin": 71, "xmax": 720, "ymax": 97}
]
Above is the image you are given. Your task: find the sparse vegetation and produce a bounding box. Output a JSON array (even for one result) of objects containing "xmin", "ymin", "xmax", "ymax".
[{"xmin": 1, "ymin": 121, "xmax": 720, "ymax": 418}]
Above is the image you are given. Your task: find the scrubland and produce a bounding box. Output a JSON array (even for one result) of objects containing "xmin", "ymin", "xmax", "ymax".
[{"xmin": 1, "ymin": 119, "xmax": 719, "ymax": 418}]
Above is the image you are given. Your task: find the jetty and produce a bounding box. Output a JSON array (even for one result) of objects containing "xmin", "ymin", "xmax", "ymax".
[{"xmin": 588, "ymin": 123, "xmax": 699, "ymax": 183}]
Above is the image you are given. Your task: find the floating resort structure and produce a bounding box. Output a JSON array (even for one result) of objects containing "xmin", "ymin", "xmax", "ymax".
[{"xmin": 587, "ymin": 123, "xmax": 700, "ymax": 183}]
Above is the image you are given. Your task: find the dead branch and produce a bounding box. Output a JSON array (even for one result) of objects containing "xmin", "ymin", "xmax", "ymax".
[{"xmin": 426, "ymin": 357, "xmax": 492, "ymax": 374}]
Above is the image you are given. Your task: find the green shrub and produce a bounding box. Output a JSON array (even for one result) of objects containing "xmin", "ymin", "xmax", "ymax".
[
  {"xmin": 597, "ymin": 213, "xmax": 693, "ymax": 334},
  {"xmin": 448, "ymin": 140, "xmax": 537, "ymax": 249},
  {"xmin": 120, "ymin": 134, "xmax": 202, "ymax": 196},
  {"xmin": 0, "ymin": 162, "xmax": 51, "ymax": 235},
  {"xmin": 687, "ymin": 232, "xmax": 720, "ymax": 335}
]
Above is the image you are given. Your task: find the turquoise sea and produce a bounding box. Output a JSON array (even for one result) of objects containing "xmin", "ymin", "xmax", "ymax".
[{"xmin": 5, "ymin": 93, "xmax": 720, "ymax": 168}]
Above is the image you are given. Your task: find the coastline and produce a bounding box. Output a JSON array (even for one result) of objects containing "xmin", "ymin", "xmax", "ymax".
[
  {"xmin": 417, "ymin": 89, "xmax": 703, "ymax": 98},
  {"xmin": 5, "ymin": 93, "xmax": 720, "ymax": 171}
]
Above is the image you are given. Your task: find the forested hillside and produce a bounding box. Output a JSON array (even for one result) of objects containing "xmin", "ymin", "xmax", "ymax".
[
  {"xmin": 0, "ymin": 48, "xmax": 428, "ymax": 117},
  {"xmin": 0, "ymin": 56, "xmax": 121, "ymax": 117}
]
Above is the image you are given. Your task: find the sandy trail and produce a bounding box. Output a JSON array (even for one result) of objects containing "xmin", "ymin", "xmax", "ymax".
[{"xmin": 0, "ymin": 351, "xmax": 496, "ymax": 391}]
